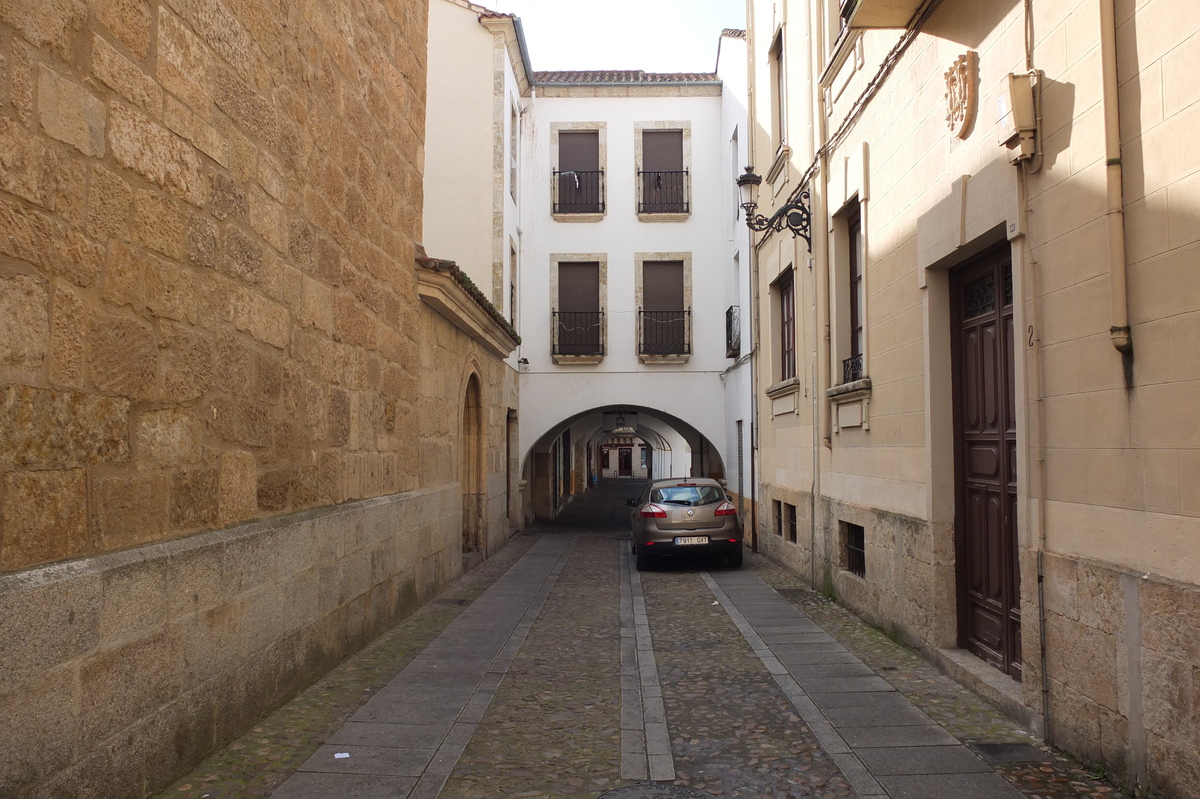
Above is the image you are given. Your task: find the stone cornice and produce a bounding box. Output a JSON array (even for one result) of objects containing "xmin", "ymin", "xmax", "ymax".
[{"xmin": 415, "ymin": 248, "xmax": 519, "ymax": 359}]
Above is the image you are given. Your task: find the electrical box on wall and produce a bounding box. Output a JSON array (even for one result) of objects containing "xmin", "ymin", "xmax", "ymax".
[{"xmin": 999, "ymin": 72, "xmax": 1037, "ymax": 163}]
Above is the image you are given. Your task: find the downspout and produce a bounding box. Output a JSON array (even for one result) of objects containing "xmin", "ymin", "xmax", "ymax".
[
  {"xmin": 1018, "ymin": 166, "xmax": 1052, "ymax": 745},
  {"xmin": 815, "ymin": 43, "xmax": 833, "ymax": 595},
  {"xmin": 747, "ymin": 12, "xmax": 761, "ymax": 554},
  {"xmin": 1020, "ymin": 0, "xmax": 1053, "ymax": 745},
  {"xmin": 1099, "ymin": 0, "xmax": 1133, "ymax": 361},
  {"xmin": 811, "ymin": 4, "xmax": 830, "ymax": 592}
]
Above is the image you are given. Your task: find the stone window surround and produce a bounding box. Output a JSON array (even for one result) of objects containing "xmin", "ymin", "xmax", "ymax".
[
  {"xmin": 550, "ymin": 252, "xmax": 607, "ymax": 364},
  {"xmin": 550, "ymin": 121, "xmax": 607, "ymax": 222},
  {"xmin": 827, "ymin": 142, "xmax": 871, "ymax": 433},
  {"xmin": 634, "ymin": 252, "xmax": 692, "ymax": 364},
  {"xmin": 634, "ymin": 120, "xmax": 692, "ymax": 222},
  {"xmin": 769, "ymin": 27, "xmax": 787, "ymax": 160},
  {"xmin": 767, "ymin": 264, "xmax": 797, "ymax": 391}
]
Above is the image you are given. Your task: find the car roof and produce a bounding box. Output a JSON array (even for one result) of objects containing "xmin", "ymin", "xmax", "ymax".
[{"xmin": 648, "ymin": 477, "xmax": 723, "ymax": 488}]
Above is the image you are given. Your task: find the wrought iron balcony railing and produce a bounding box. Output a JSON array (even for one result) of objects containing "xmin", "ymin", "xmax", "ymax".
[
  {"xmin": 639, "ymin": 308, "xmax": 691, "ymax": 356},
  {"xmin": 553, "ymin": 170, "xmax": 605, "ymax": 214},
  {"xmin": 638, "ymin": 170, "xmax": 689, "ymax": 214},
  {"xmin": 552, "ymin": 310, "xmax": 605, "ymax": 356},
  {"xmin": 842, "ymin": 353, "xmax": 864, "ymax": 383}
]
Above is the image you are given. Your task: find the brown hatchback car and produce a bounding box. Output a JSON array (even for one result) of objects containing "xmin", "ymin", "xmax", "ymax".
[{"xmin": 626, "ymin": 477, "xmax": 743, "ymax": 571}]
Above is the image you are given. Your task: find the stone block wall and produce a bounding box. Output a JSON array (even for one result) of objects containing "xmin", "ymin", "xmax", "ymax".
[
  {"xmin": 1040, "ymin": 553, "xmax": 1200, "ymax": 798},
  {"xmin": 0, "ymin": 0, "xmax": 431, "ymax": 571},
  {"xmin": 0, "ymin": 487, "xmax": 460, "ymax": 797},
  {"xmin": 0, "ymin": 0, "xmax": 521, "ymax": 796}
]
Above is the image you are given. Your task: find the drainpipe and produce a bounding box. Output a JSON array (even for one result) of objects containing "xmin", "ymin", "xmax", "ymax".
[
  {"xmin": 1017, "ymin": 0, "xmax": 1054, "ymax": 746},
  {"xmin": 747, "ymin": 21, "xmax": 761, "ymax": 554},
  {"xmin": 1018, "ymin": 165, "xmax": 1052, "ymax": 745},
  {"xmin": 1099, "ymin": 0, "xmax": 1133, "ymax": 359},
  {"xmin": 815, "ymin": 33, "xmax": 833, "ymax": 593},
  {"xmin": 811, "ymin": 4, "xmax": 830, "ymax": 591}
]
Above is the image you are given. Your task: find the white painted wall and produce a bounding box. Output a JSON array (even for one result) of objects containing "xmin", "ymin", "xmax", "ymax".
[
  {"xmin": 425, "ymin": 0, "xmax": 527, "ymax": 337},
  {"xmin": 424, "ymin": 0, "xmax": 495, "ymax": 285},
  {"xmin": 716, "ymin": 33, "xmax": 755, "ymax": 505},
  {"xmin": 515, "ymin": 82, "xmax": 740, "ymax": 476}
]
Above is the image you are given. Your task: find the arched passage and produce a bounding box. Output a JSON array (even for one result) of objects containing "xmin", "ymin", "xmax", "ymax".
[{"xmin": 522, "ymin": 404, "xmax": 728, "ymax": 521}]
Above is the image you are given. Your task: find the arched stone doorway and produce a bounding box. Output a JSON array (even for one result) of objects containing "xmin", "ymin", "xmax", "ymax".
[{"xmin": 461, "ymin": 374, "xmax": 484, "ymax": 565}]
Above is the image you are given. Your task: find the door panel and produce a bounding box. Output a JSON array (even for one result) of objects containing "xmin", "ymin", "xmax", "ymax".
[
  {"xmin": 618, "ymin": 448, "xmax": 633, "ymax": 477},
  {"xmin": 953, "ymin": 247, "xmax": 1021, "ymax": 680}
]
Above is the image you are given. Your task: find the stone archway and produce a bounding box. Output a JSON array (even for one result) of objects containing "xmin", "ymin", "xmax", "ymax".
[{"xmin": 461, "ymin": 374, "xmax": 484, "ymax": 564}]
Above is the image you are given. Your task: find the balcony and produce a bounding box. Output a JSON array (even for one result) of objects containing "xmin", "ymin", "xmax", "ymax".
[
  {"xmin": 725, "ymin": 305, "xmax": 740, "ymax": 358},
  {"xmin": 553, "ymin": 310, "xmax": 605, "ymax": 358},
  {"xmin": 639, "ymin": 308, "xmax": 691, "ymax": 362},
  {"xmin": 842, "ymin": 353, "xmax": 864, "ymax": 383},
  {"xmin": 638, "ymin": 170, "xmax": 689, "ymax": 215},
  {"xmin": 840, "ymin": 0, "xmax": 924, "ymax": 28},
  {"xmin": 553, "ymin": 170, "xmax": 605, "ymax": 215}
]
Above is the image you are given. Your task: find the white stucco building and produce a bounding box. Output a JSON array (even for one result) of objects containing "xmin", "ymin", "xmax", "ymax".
[
  {"xmin": 425, "ymin": 3, "xmax": 749, "ymax": 520},
  {"xmin": 513, "ymin": 42, "xmax": 750, "ymax": 518}
]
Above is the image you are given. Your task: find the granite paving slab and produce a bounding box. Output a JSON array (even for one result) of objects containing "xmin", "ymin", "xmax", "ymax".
[
  {"xmin": 299, "ymin": 744, "xmax": 435, "ymax": 776},
  {"xmin": 270, "ymin": 773, "xmax": 418, "ymax": 799},
  {"xmin": 821, "ymin": 703, "xmax": 937, "ymax": 727},
  {"xmin": 857, "ymin": 744, "xmax": 993, "ymax": 775},
  {"xmin": 328, "ymin": 722, "xmax": 447, "ymax": 748},
  {"xmin": 838, "ymin": 724, "xmax": 961, "ymax": 748},
  {"xmin": 880, "ymin": 771, "xmax": 1025, "ymax": 798}
]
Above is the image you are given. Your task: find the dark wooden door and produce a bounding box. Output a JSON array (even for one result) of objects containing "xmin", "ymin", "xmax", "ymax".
[
  {"xmin": 618, "ymin": 448, "xmax": 633, "ymax": 477},
  {"xmin": 952, "ymin": 245, "xmax": 1021, "ymax": 680}
]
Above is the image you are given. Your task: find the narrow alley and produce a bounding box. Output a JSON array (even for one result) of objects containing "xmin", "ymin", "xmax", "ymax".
[{"xmin": 155, "ymin": 482, "xmax": 1124, "ymax": 799}]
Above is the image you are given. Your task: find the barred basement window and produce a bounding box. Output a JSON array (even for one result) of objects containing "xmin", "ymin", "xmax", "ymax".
[
  {"xmin": 843, "ymin": 522, "xmax": 865, "ymax": 577},
  {"xmin": 786, "ymin": 503, "xmax": 798, "ymax": 543},
  {"xmin": 773, "ymin": 500, "xmax": 783, "ymax": 537}
]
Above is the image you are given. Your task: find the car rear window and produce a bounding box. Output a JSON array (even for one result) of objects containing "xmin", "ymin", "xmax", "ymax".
[{"xmin": 651, "ymin": 485, "xmax": 724, "ymax": 506}]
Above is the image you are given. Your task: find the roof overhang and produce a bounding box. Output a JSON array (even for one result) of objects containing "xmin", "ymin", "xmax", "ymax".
[
  {"xmin": 478, "ymin": 13, "xmax": 534, "ymax": 96},
  {"xmin": 416, "ymin": 263, "xmax": 519, "ymax": 359},
  {"xmin": 844, "ymin": 0, "xmax": 925, "ymax": 28}
]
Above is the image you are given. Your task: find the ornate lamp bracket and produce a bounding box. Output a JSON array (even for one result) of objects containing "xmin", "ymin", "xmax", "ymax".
[{"xmin": 737, "ymin": 167, "xmax": 813, "ymax": 253}]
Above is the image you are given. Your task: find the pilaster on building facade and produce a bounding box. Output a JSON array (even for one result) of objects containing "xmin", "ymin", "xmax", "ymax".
[
  {"xmin": 744, "ymin": 0, "xmax": 1200, "ymax": 796},
  {"xmin": 0, "ymin": 1, "xmax": 521, "ymax": 797}
]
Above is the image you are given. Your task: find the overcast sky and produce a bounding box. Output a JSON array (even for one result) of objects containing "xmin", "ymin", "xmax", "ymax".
[{"xmin": 484, "ymin": 0, "xmax": 747, "ymax": 74}]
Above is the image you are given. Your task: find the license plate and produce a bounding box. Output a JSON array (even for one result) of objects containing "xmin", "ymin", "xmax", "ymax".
[{"xmin": 674, "ymin": 536, "xmax": 709, "ymax": 546}]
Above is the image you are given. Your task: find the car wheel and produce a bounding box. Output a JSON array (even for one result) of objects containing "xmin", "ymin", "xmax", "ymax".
[
  {"xmin": 726, "ymin": 549, "xmax": 743, "ymax": 568},
  {"xmin": 635, "ymin": 547, "xmax": 652, "ymax": 571}
]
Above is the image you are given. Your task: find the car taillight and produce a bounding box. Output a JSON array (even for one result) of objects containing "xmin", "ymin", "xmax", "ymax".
[
  {"xmin": 714, "ymin": 501, "xmax": 737, "ymax": 516},
  {"xmin": 639, "ymin": 504, "xmax": 667, "ymax": 518}
]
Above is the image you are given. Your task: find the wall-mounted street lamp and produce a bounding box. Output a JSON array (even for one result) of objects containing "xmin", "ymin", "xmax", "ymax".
[{"xmin": 737, "ymin": 167, "xmax": 813, "ymax": 252}]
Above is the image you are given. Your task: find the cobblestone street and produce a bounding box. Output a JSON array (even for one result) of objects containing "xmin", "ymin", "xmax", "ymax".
[{"xmin": 155, "ymin": 481, "xmax": 1128, "ymax": 799}]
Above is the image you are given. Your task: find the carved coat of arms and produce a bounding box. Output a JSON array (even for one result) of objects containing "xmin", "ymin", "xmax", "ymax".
[{"xmin": 944, "ymin": 51, "xmax": 979, "ymax": 139}]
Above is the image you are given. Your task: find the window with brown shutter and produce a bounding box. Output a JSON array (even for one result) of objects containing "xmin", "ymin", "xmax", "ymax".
[
  {"xmin": 555, "ymin": 262, "xmax": 602, "ymax": 355},
  {"xmin": 640, "ymin": 261, "xmax": 689, "ymax": 355},
  {"xmin": 556, "ymin": 131, "xmax": 603, "ymax": 213},
  {"xmin": 640, "ymin": 131, "xmax": 687, "ymax": 213}
]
